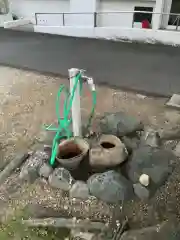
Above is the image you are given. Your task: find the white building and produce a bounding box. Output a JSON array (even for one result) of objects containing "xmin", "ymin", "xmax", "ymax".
[{"xmin": 1, "ymin": 0, "xmax": 180, "ymax": 45}]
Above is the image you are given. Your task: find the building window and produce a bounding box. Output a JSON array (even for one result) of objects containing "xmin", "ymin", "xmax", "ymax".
[
  {"xmin": 168, "ymin": 0, "xmax": 179, "ymax": 26},
  {"xmin": 134, "ymin": 7, "xmax": 153, "ymax": 23},
  {"xmin": 0, "ymin": 0, "xmax": 8, "ymax": 14}
]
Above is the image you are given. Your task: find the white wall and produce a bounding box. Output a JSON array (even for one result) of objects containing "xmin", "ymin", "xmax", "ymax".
[
  {"xmin": 70, "ymin": 0, "xmax": 97, "ymax": 12},
  {"xmin": 161, "ymin": 0, "xmax": 172, "ymax": 28},
  {"xmin": 64, "ymin": 13, "xmax": 95, "ymax": 27},
  {"xmin": 36, "ymin": 13, "xmax": 64, "ymax": 26},
  {"xmin": 4, "ymin": 18, "xmax": 34, "ymax": 31},
  {"xmin": 69, "ymin": 0, "xmax": 97, "ymax": 26},
  {"xmin": 0, "ymin": 13, "xmax": 12, "ymax": 26},
  {"xmin": 34, "ymin": 25, "xmax": 180, "ymax": 46},
  {"xmin": 152, "ymin": 0, "xmax": 173, "ymax": 29},
  {"xmin": 97, "ymin": 0, "xmax": 155, "ymax": 28},
  {"xmin": 9, "ymin": 0, "xmax": 98, "ymax": 27},
  {"xmin": 152, "ymin": 0, "xmax": 164, "ymax": 29},
  {"xmin": 35, "ymin": 0, "xmax": 98, "ymax": 27},
  {"xmin": 9, "ymin": 0, "xmax": 70, "ymax": 24}
]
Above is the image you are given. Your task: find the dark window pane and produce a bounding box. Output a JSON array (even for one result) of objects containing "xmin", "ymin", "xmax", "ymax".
[{"xmin": 134, "ymin": 7, "xmax": 153, "ymax": 23}]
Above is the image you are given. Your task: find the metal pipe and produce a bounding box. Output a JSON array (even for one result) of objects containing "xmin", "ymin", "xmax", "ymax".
[
  {"xmin": 34, "ymin": 11, "xmax": 180, "ymax": 17},
  {"xmin": 69, "ymin": 68, "xmax": 82, "ymax": 137},
  {"xmin": 35, "ymin": 13, "xmax": 37, "ymax": 25},
  {"xmin": 176, "ymin": 17, "xmax": 180, "ymax": 31},
  {"xmin": 94, "ymin": 12, "xmax": 97, "ymax": 28},
  {"xmin": 62, "ymin": 13, "xmax": 65, "ymax": 26}
]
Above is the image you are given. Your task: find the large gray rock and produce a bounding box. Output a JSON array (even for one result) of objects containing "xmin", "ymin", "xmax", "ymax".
[
  {"xmin": 39, "ymin": 162, "xmax": 53, "ymax": 179},
  {"xmin": 70, "ymin": 181, "xmax": 90, "ymax": 200},
  {"xmin": 87, "ymin": 171, "xmax": 133, "ymax": 203},
  {"xmin": 127, "ymin": 146, "xmax": 174, "ymax": 187},
  {"xmin": 99, "ymin": 112, "xmax": 143, "ymax": 137},
  {"xmin": 48, "ymin": 167, "xmax": 74, "ymax": 191},
  {"xmin": 19, "ymin": 150, "xmax": 50, "ymax": 182},
  {"xmin": 166, "ymin": 94, "xmax": 180, "ymax": 109},
  {"xmin": 120, "ymin": 221, "xmax": 180, "ymax": 240},
  {"xmin": 133, "ymin": 183, "xmax": 150, "ymax": 200},
  {"xmin": 121, "ymin": 136, "xmax": 140, "ymax": 153}
]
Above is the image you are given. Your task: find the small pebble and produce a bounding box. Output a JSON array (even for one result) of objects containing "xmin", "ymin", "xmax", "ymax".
[
  {"xmin": 139, "ymin": 174, "xmax": 150, "ymax": 187},
  {"xmin": 64, "ymin": 205, "xmax": 68, "ymax": 210}
]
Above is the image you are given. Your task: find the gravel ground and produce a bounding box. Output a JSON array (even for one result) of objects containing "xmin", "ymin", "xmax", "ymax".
[
  {"xmin": 0, "ymin": 66, "xmax": 180, "ymax": 232},
  {"xmin": 0, "ymin": 66, "xmax": 173, "ymax": 169}
]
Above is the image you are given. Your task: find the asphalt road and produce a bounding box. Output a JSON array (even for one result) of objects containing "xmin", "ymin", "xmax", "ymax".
[{"xmin": 0, "ymin": 29, "xmax": 180, "ymax": 96}]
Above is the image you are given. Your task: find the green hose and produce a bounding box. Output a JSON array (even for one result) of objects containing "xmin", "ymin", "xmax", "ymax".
[{"xmin": 44, "ymin": 72, "xmax": 97, "ymax": 166}]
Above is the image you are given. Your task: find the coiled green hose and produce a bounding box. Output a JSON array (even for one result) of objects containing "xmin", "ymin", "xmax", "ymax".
[{"xmin": 44, "ymin": 72, "xmax": 97, "ymax": 166}]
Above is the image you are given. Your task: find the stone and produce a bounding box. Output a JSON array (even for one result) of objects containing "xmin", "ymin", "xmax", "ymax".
[
  {"xmin": 19, "ymin": 150, "xmax": 50, "ymax": 182},
  {"xmin": 39, "ymin": 162, "xmax": 53, "ymax": 179},
  {"xmin": 127, "ymin": 146, "xmax": 174, "ymax": 187},
  {"xmin": 142, "ymin": 128, "xmax": 161, "ymax": 148},
  {"xmin": 99, "ymin": 112, "xmax": 143, "ymax": 137},
  {"xmin": 165, "ymin": 111, "xmax": 180, "ymax": 125},
  {"xmin": 174, "ymin": 142, "xmax": 180, "ymax": 157},
  {"xmin": 69, "ymin": 181, "xmax": 90, "ymax": 200},
  {"xmin": 120, "ymin": 221, "xmax": 180, "ymax": 240},
  {"xmin": 121, "ymin": 136, "xmax": 140, "ymax": 153},
  {"xmin": 165, "ymin": 140, "xmax": 179, "ymax": 150},
  {"xmin": 133, "ymin": 183, "xmax": 150, "ymax": 200},
  {"xmin": 0, "ymin": 153, "xmax": 29, "ymax": 185},
  {"xmin": 143, "ymin": 166, "xmax": 172, "ymax": 186},
  {"xmin": 71, "ymin": 230, "xmax": 95, "ymax": 240},
  {"xmin": 89, "ymin": 135, "xmax": 128, "ymax": 169},
  {"xmin": 136, "ymin": 94, "xmax": 147, "ymax": 99},
  {"xmin": 166, "ymin": 94, "xmax": 180, "ymax": 108},
  {"xmin": 139, "ymin": 174, "xmax": 150, "ymax": 187},
  {"xmin": 87, "ymin": 170, "xmax": 133, "ymax": 203},
  {"xmin": 48, "ymin": 167, "xmax": 74, "ymax": 191},
  {"xmin": 160, "ymin": 126, "xmax": 180, "ymax": 141}
]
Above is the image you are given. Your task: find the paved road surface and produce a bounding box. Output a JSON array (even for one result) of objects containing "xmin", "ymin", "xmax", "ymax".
[{"xmin": 0, "ymin": 29, "xmax": 180, "ymax": 96}]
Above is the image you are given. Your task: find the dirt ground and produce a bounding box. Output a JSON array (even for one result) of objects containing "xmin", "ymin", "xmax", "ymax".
[
  {"xmin": 0, "ymin": 66, "xmax": 178, "ymax": 166},
  {"xmin": 1, "ymin": 66, "xmax": 180, "ymax": 238}
]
